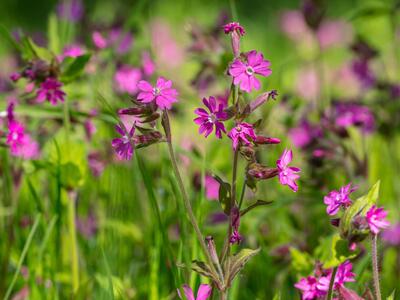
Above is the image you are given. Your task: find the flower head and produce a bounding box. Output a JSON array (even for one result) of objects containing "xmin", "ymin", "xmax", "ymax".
[
  {"xmin": 178, "ymin": 284, "xmax": 212, "ymax": 300},
  {"xmin": 228, "ymin": 122, "xmax": 256, "ymax": 150},
  {"xmin": 366, "ymin": 205, "xmax": 390, "ymax": 235},
  {"xmin": 229, "ymin": 50, "xmax": 272, "ymax": 92},
  {"xmin": 334, "ymin": 103, "xmax": 375, "ymax": 133},
  {"xmin": 295, "ymin": 276, "xmax": 326, "ymax": 300},
  {"xmin": 6, "ymin": 121, "xmax": 25, "ymax": 153},
  {"xmin": 205, "ymin": 175, "xmax": 219, "ymax": 200},
  {"xmin": 382, "ymin": 223, "xmax": 400, "ymax": 246},
  {"xmin": 92, "ymin": 31, "xmax": 107, "ymax": 49},
  {"xmin": 141, "ymin": 51, "xmax": 155, "ymax": 77},
  {"xmin": 223, "ymin": 22, "xmax": 245, "ymax": 35},
  {"xmin": 36, "ymin": 78, "xmax": 66, "ymax": 105},
  {"xmin": 335, "ymin": 261, "xmax": 355, "ymax": 288},
  {"xmin": 194, "ymin": 97, "xmax": 228, "ymax": 138},
  {"xmin": 137, "ymin": 77, "xmax": 178, "ymax": 110},
  {"xmin": 323, "ymin": 183, "xmax": 356, "ymax": 215},
  {"xmin": 111, "ymin": 124, "xmax": 135, "ymax": 160},
  {"xmin": 57, "ymin": 0, "xmax": 83, "ymax": 22},
  {"xmin": 276, "ymin": 149, "xmax": 300, "ymax": 192},
  {"xmin": 114, "ymin": 66, "xmax": 142, "ymax": 95}
]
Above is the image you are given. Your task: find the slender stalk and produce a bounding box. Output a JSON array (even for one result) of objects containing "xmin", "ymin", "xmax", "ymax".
[
  {"xmin": 238, "ymin": 180, "xmax": 246, "ymax": 210},
  {"xmin": 371, "ymin": 234, "xmax": 382, "ymax": 300},
  {"xmin": 220, "ymin": 290, "xmax": 228, "ymax": 300},
  {"xmin": 326, "ymin": 266, "xmax": 337, "ymax": 300},
  {"xmin": 162, "ymin": 111, "xmax": 218, "ymax": 278},
  {"xmin": 67, "ymin": 191, "xmax": 79, "ymax": 293}
]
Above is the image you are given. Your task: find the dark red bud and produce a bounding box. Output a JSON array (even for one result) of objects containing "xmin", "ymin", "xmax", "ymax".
[
  {"xmin": 255, "ymin": 136, "xmax": 281, "ymax": 145},
  {"xmin": 330, "ymin": 218, "xmax": 340, "ymax": 227}
]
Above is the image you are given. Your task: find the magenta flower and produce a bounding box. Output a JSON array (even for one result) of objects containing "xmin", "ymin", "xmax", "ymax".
[
  {"xmin": 114, "ymin": 66, "xmax": 142, "ymax": 95},
  {"xmin": 6, "ymin": 121, "xmax": 25, "ymax": 153},
  {"xmin": 366, "ymin": 205, "xmax": 390, "ymax": 235},
  {"xmin": 229, "ymin": 50, "xmax": 272, "ymax": 93},
  {"xmin": 228, "ymin": 122, "xmax": 256, "ymax": 150},
  {"xmin": 60, "ymin": 44, "xmax": 85, "ymax": 60},
  {"xmin": 223, "ymin": 22, "xmax": 245, "ymax": 35},
  {"xmin": 12, "ymin": 135, "xmax": 39, "ymax": 159},
  {"xmin": 92, "ymin": 31, "xmax": 107, "ymax": 49},
  {"xmin": 334, "ymin": 103, "xmax": 375, "ymax": 133},
  {"xmin": 111, "ymin": 124, "xmax": 135, "ymax": 160},
  {"xmin": 382, "ymin": 223, "xmax": 400, "ymax": 246},
  {"xmin": 323, "ymin": 183, "xmax": 356, "ymax": 215},
  {"xmin": 137, "ymin": 77, "xmax": 178, "ymax": 110},
  {"xmin": 276, "ymin": 149, "xmax": 300, "ymax": 192},
  {"xmin": 36, "ymin": 78, "xmax": 66, "ymax": 105},
  {"xmin": 295, "ymin": 276, "xmax": 326, "ymax": 300},
  {"xmin": 178, "ymin": 284, "xmax": 211, "ymax": 300},
  {"xmin": 141, "ymin": 51, "xmax": 155, "ymax": 76},
  {"xmin": 57, "ymin": 0, "xmax": 83, "ymax": 22},
  {"xmin": 205, "ymin": 175, "xmax": 219, "ymax": 200},
  {"xmin": 334, "ymin": 261, "xmax": 355, "ymax": 288},
  {"xmin": 194, "ymin": 97, "xmax": 228, "ymax": 138}
]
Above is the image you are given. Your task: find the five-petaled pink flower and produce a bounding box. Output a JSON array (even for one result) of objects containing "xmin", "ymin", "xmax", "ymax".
[
  {"xmin": 194, "ymin": 97, "xmax": 228, "ymax": 138},
  {"xmin": 294, "ymin": 276, "xmax": 326, "ymax": 300},
  {"xmin": 366, "ymin": 205, "xmax": 390, "ymax": 235},
  {"xmin": 137, "ymin": 77, "xmax": 178, "ymax": 110},
  {"xmin": 6, "ymin": 121, "xmax": 25, "ymax": 153},
  {"xmin": 223, "ymin": 22, "xmax": 245, "ymax": 35},
  {"xmin": 229, "ymin": 50, "xmax": 272, "ymax": 92},
  {"xmin": 114, "ymin": 66, "xmax": 142, "ymax": 95},
  {"xmin": 228, "ymin": 122, "xmax": 256, "ymax": 150},
  {"xmin": 36, "ymin": 78, "xmax": 66, "ymax": 105},
  {"xmin": 178, "ymin": 284, "xmax": 211, "ymax": 300},
  {"xmin": 111, "ymin": 124, "xmax": 136, "ymax": 160},
  {"xmin": 334, "ymin": 261, "xmax": 355, "ymax": 288},
  {"xmin": 276, "ymin": 149, "xmax": 300, "ymax": 192},
  {"xmin": 323, "ymin": 183, "xmax": 356, "ymax": 215}
]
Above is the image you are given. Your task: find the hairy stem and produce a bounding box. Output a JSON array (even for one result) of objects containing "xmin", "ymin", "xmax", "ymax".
[
  {"xmin": 67, "ymin": 191, "xmax": 79, "ymax": 293},
  {"xmin": 162, "ymin": 111, "xmax": 218, "ymax": 278},
  {"xmin": 371, "ymin": 234, "xmax": 382, "ymax": 300},
  {"xmin": 327, "ymin": 266, "xmax": 337, "ymax": 300},
  {"xmin": 220, "ymin": 290, "xmax": 228, "ymax": 300}
]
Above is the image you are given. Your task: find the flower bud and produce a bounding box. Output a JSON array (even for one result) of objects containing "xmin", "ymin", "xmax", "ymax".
[
  {"xmin": 118, "ymin": 107, "xmax": 151, "ymax": 116},
  {"xmin": 247, "ymin": 163, "xmax": 279, "ymax": 180},
  {"xmin": 254, "ymin": 136, "xmax": 281, "ymax": 145},
  {"xmin": 231, "ymin": 30, "xmax": 240, "ymax": 57},
  {"xmin": 205, "ymin": 236, "xmax": 220, "ymax": 265}
]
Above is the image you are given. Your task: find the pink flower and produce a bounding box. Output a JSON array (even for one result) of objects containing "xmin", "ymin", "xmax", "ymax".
[
  {"xmin": 141, "ymin": 51, "xmax": 155, "ymax": 76},
  {"xmin": 111, "ymin": 124, "xmax": 135, "ymax": 160},
  {"xmin": 194, "ymin": 97, "xmax": 228, "ymax": 138},
  {"xmin": 295, "ymin": 67, "xmax": 320, "ymax": 100},
  {"xmin": 366, "ymin": 205, "xmax": 390, "ymax": 235},
  {"xmin": 382, "ymin": 223, "xmax": 400, "ymax": 246},
  {"xmin": 276, "ymin": 149, "xmax": 300, "ymax": 192},
  {"xmin": 114, "ymin": 66, "xmax": 142, "ymax": 95},
  {"xmin": 279, "ymin": 10, "xmax": 309, "ymax": 41},
  {"xmin": 61, "ymin": 44, "xmax": 85, "ymax": 59},
  {"xmin": 323, "ymin": 183, "xmax": 356, "ymax": 215},
  {"xmin": 228, "ymin": 122, "xmax": 256, "ymax": 150},
  {"xmin": 6, "ymin": 121, "xmax": 25, "ymax": 153},
  {"xmin": 295, "ymin": 276, "xmax": 326, "ymax": 300},
  {"xmin": 205, "ymin": 175, "xmax": 219, "ymax": 200},
  {"xmin": 317, "ymin": 20, "xmax": 352, "ymax": 49},
  {"xmin": 289, "ymin": 120, "xmax": 321, "ymax": 149},
  {"xmin": 178, "ymin": 284, "xmax": 212, "ymax": 300},
  {"xmin": 229, "ymin": 50, "xmax": 272, "ymax": 92},
  {"xmin": 12, "ymin": 135, "xmax": 40, "ymax": 159},
  {"xmin": 36, "ymin": 78, "xmax": 66, "ymax": 105},
  {"xmin": 223, "ymin": 22, "xmax": 245, "ymax": 35},
  {"xmin": 335, "ymin": 261, "xmax": 355, "ymax": 288},
  {"xmin": 92, "ymin": 31, "xmax": 107, "ymax": 49},
  {"xmin": 109, "ymin": 28, "xmax": 133, "ymax": 54},
  {"xmin": 137, "ymin": 77, "xmax": 178, "ymax": 110}
]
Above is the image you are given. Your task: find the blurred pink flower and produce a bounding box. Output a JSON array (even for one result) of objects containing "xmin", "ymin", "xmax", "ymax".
[
  {"xmin": 194, "ymin": 96, "xmax": 228, "ymax": 138},
  {"xmin": 334, "ymin": 261, "xmax": 355, "ymax": 288},
  {"xmin": 228, "ymin": 122, "xmax": 256, "ymax": 150},
  {"xmin": 6, "ymin": 121, "xmax": 25, "ymax": 152},
  {"xmin": 289, "ymin": 120, "xmax": 321, "ymax": 149},
  {"xmin": 366, "ymin": 205, "xmax": 390, "ymax": 235},
  {"xmin": 109, "ymin": 28, "xmax": 134, "ymax": 54},
  {"xmin": 13, "ymin": 135, "xmax": 40, "ymax": 159},
  {"xmin": 277, "ymin": 149, "xmax": 300, "ymax": 192},
  {"xmin": 111, "ymin": 124, "xmax": 135, "ymax": 160},
  {"xmin": 223, "ymin": 22, "xmax": 245, "ymax": 35},
  {"xmin": 229, "ymin": 50, "xmax": 272, "ymax": 93},
  {"xmin": 36, "ymin": 78, "xmax": 66, "ymax": 105},
  {"xmin": 62, "ymin": 44, "xmax": 85, "ymax": 58},
  {"xmin": 317, "ymin": 20, "xmax": 352, "ymax": 49},
  {"xmin": 295, "ymin": 276, "xmax": 326, "ymax": 300},
  {"xmin": 296, "ymin": 68, "xmax": 320, "ymax": 100},
  {"xmin": 205, "ymin": 175, "xmax": 219, "ymax": 200},
  {"xmin": 92, "ymin": 31, "xmax": 107, "ymax": 49},
  {"xmin": 382, "ymin": 223, "xmax": 400, "ymax": 246},
  {"xmin": 141, "ymin": 51, "xmax": 156, "ymax": 77},
  {"xmin": 279, "ymin": 10, "xmax": 309, "ymax": 41},
  {"xmin": 178, "ymin": 284, "xmax": 212, "ymax": 300},
  {"xmin": 323, "ymin": 183, "xmax": 356, "ymax": 215},
  {"xmin": 114, "ymin": 66, "xmax": 142, "ymax": 95},
  {"xmin": 137, "ymin": 77, "xmax": 178, "ymax": 110}
]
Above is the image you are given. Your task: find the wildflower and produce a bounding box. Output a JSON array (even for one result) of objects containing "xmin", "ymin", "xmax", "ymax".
[
  {"xmin": 36, "ymin": 78, "xmax": 66, "ymax": 105},
  {"xmin": 334, "ymin": 261, "xmax": 355, "ymax": 288},
  {"xmin": 295, "ymin": 276, "xmax": 326, "ymax": 300},
  {"xmin": 114, "ymin": 66, "xmax": 142, "ymax": 95},
  {"xmin": 108, "ymin": 28, "xmax": 134, "ymax": 54},
  {"xmin": 92, "ymin": 31, "xmax": 107, "ymax": 49},
  {"xmin": 6, "ymin": 121, "xmax": 25, "ymax": 153},
  {"xmin": 366, "ymin": 205, "xmax": 390, "ymax": 235},
  {"xmin": 60, "ymin": 44, "xmax": 85, "ymax": 61},
  {"xmin": 228, "ymin": 122, "xmax": 256, "ymax": 150},
  {"xmin": 229, "ymin": 50, "xmax": 272, "ymax": 92},
  {"xmin": 178, "ymin": 284, "xmax": 212, "ymax": 300},
  {"xmin": 111, "ymin": 124, "xmax": 135, "ymax": 160},
  {"xmin": 289, "ymin": 120, "xmax": 321, "ymax": 149},
  {"xmin": 12, "ymin": 135, "xmax": 39, "ymax": 159},
  {"xmin": 323, "ymin": 183, "xmax": 356, "ymax": 215},
  {"xmin": 223, "ymin": 22, "xmax": 245, "ymax": 35},
  {"xmin": 10, "ymin": 72, "xmax": 21, "ymax": 82},
  {"xmin": 57, "ymin": 0, "xmax": 83, "ymax": 22},
  {"xmin": 276, "ymin": 149, "xmax": 300, "ymax": 192},
  {"xmin": 351, "ymin": 59, "xmax": 375, "ymax": 88},
  {"xmin": 194, "ymin": 97, "xmax": 228, "ymax": 138},
  {"xmin": 382, "ymin": 223, "xmax": 400, "ymax": 246},
  {"xmin": 141, "ymin": 51, "xmax": 155, "ymax": 76},
  {"xmin": 334, "ymin": 103, "xmax": 375, "ymax": 133},
  {"xmin": 137, "ymin": 77, "xmax": 178, "ymax": 110},
  {"xmin": 205, "ymin": 175, "xmax": 219, "ymax": 200}
]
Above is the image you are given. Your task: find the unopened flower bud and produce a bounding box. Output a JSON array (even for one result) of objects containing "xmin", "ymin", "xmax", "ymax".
[
  {"xmin": 10, "ymin": 72, "xmax": 21, "ymax": 82},
  {"xmin": 248, "ymin": 163, "xmax": 279, "ymax": 180},
  {"xmin": 231, "ymin": 30, "xmax": 240, "ymax": 57},
  {"xmin": 118, "ymin": 107, "xmax": 150, "ymax": 116},
  {"xmin": 205, "ymin": 236, "xmax": 220, "ymax": 265},
  {"xmin": 255, "ymin": 136, "xmax": 281, "ymax": 145},
  {"xmin": 330, "ymin": 218, "xmax": 340, "ymax": 227}
]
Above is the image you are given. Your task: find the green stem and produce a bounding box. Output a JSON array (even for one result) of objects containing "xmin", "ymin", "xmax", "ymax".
[
  {"xmin": 67, "ymin": 192, "xmax": 79, "ymax": 293},
  {"xmin": 327, "ymin": 266, "xmax": 337, "ymax": 300},
  {"xmin": 238, "ymin": 180, "xmax": 246, "ymax": 210},
  {"xmin": 162, "ymin": 111, "xmax": 218, "ymax": 278},
  {"xmin": 371, "ymin": 234, "xmax": 382, "ymax": 300}
]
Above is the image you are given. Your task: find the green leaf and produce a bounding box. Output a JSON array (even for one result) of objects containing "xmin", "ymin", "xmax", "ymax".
[
  {"xmin": 340, "ymin": 181, "xmax": 380, "ymax": 239},
  {"xmin": 48, "ymin": 13, "xmax": 60, "ymax": 54},
  {"xmin": 190, "ymin": 260, "xmax": 219, "ymax": 283},
  {"xmin": 346, "ymin": 2, "xmax": 391, "ymax": 20},
  {"xmin": 315, "ymin": 234, "xmax": 357, "ymax": 268},
  {"xmin": 61, "ymin": 54, "xmax": 91, "ymax": 83},
  {"xmin": 60, "ymin": 162, "xmax": 82, "ymax": 189},
  {"xmin": 212, "ymin": 174, "xmax": 231, "ymax": 215},
  {"xmin": 272, "ymin": 292, "xmax": 281, "ymax": 300},
  {"xmin": 290, "ymin": 247, "xmax": 314, "ymax": 276},
  {"xmin": 387, "ymin": 290, "xmax": 396, "ymax": 300},
  {"xmin": 26, "ymin": 37, "xmax": 55, "ymax": 61},
  {"xmin": 224, "ymin": 248, "xmax": 260, "ymax": 286},
  {"xmin": 0, "ymin": 25, "xmax": 22, "ymax": 53}
]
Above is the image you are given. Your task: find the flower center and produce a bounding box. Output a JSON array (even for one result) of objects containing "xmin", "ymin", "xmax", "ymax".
[
  {"xmin": 208, "ymin": 114, "xmax": 217, "ymax": 123},
  {"xmin": 246, "ymin": 66, "xmax": 254, "ymax": 76},
  {"xmin": 152, "ymin": 87, "xmax": 161, "ymax": 96},
  {"xmin": 11, "ymin": 132, "xmax": 19, "ymax": 140},
  {"xmin": 235, "ymin": 125, "xmax": 242, "ymax": 132},
  {"xmin": 122, "ymin": 135, "xmax": 130, "ymax": 144}
]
